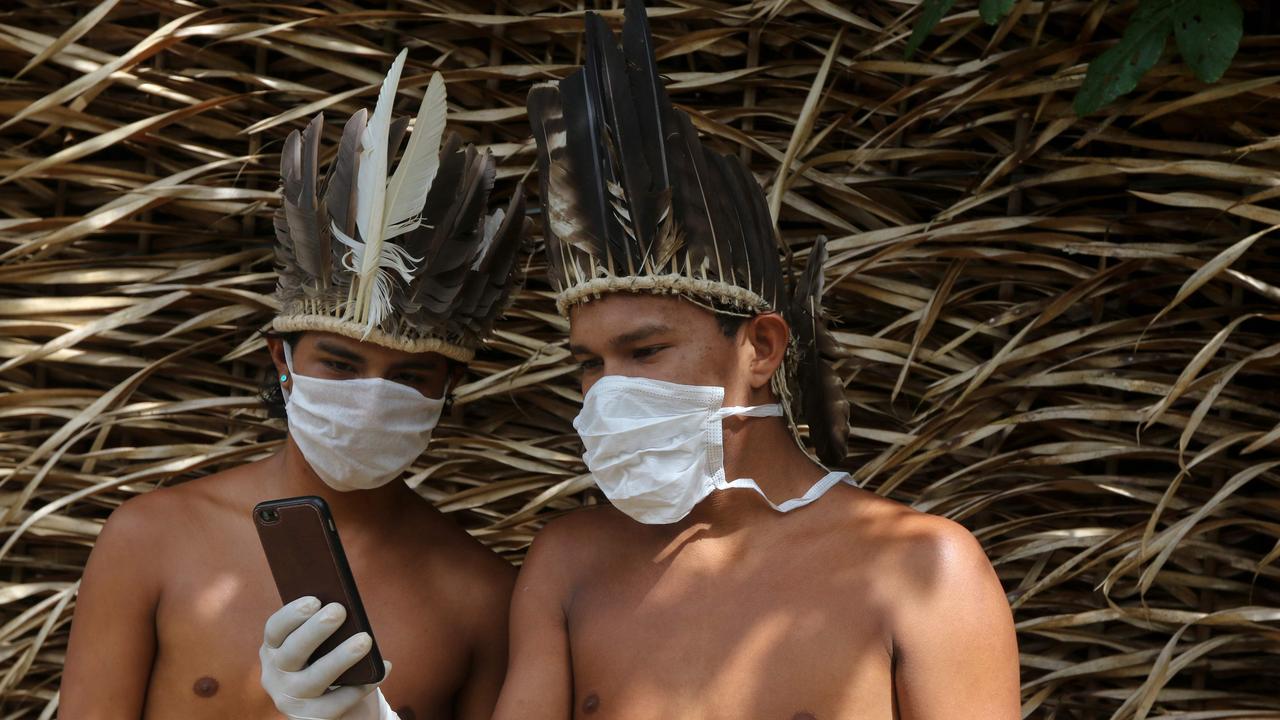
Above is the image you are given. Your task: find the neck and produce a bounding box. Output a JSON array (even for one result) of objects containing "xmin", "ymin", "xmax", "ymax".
[
  {"xmin": 685, "ymin": 414, "xmax": 828, "ymax": 531},
  {"xmin": 263, "ymin": 436, "xmax": 413, "ymax": 534}
]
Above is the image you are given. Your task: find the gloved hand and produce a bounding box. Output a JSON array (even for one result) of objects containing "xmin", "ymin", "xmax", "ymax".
[{"xmin": 259, "ymin": 596, "xmax": 398, "ymax": 720}]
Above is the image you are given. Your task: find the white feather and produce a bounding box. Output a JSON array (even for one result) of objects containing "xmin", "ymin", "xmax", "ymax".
[
  {"xmin": 334, "ymin": 220, "xmax": 420, "ymax": 336},
  {"xmin": 383, "ymin": 71, "xmax": 447, "ymax": 240},
  {"xmin": 351, "ymin": 48, "xmax": 407, "ymax": 326}
]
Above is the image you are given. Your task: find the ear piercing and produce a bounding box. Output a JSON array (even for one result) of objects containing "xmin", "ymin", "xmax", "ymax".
[{"xmin": 280, "ymin": 373, "xmax": 289, "ymax": 383}]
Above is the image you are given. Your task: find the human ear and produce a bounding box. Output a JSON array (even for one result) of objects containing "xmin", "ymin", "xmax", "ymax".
[
  {"xmin": 743, "ymin": 312, "xmax": 789, "ymax": 391},
  {"xmin": 266, "ymin": 336, "xmax": 291, "ymax": 393}
]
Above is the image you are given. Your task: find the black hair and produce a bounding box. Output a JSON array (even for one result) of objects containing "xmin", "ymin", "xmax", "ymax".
[
  {"xmin": 716, "ymin": 312, "xmax": 748, "ymax": 337},
  {"xmin": 707, "ymin": 297, "xmax": 752, "ymax": 338}
]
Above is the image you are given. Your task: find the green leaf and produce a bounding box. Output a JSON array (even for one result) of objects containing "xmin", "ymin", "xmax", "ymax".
[
  {"xmin": 1073, "ymin": 0, "xmax": 1175, "ymax": 116},
  {"xmin": 980, "ymin": 0, "xmax": 1016, "ymax": 25},
  {"xmin": 905, "ymin": 0, "xmax": 958, "ymax": 60},
  {"xmin": 1172, "ymin": 0, "xmax": 1243, "ymax": 83}
]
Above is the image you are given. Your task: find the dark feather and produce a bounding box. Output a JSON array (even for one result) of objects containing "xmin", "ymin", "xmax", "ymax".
[
  {"xmin": 585, "ymin": 11, "xmax": 654, "ymax": 271},
  {"xmin": 287, "ymin": 114, "xmax": 326, "ymax": 283},
  {"xmin": 622, "ymin": 0, "xmax": 671, "ymax": 192},
  {"xmin": 559, "ymin": 67, "xmax": 620, "ymax": 272},
  {"xmin": 322, "ymin": 108, "xmax": 366, "ymax": 243},
  {"xmin": 407, "ymin": 146, "xmax": 495, "ymax": 319},
  {"xmin": 272, "ymin": 205, "xmax": 301, "ymax": 298},
  {"xmin": 454, "ymin": 191, "xmax": 529, "ymax": 337},
  {"xmin": 386, "ymin": 115, "xmax": 411, "ymax": 169},
  {"xmin": 718, "ymin": 153, "xmax": 782, "ymax": 307},
  {"xmin": 788, "ymin": 237, "xmax": 849, "ymax": 465},
  {"xmin": 528, "ymin": 84, "xmax": 596, "ymax": 285},
  {"xmin": 400, "ymin": 133, "xmax": 464, "ymax": 264},
  {"xmin": 705, "ymin": 152, "xmax": 751, "ymax": 291},
  {"xmin": 670, "ymin": 111, "xmax": 725, "ymax": 281}
]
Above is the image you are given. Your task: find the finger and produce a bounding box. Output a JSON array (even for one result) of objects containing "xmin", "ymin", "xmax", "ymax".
[
  {"xmin": 263, "ymin": 596, "xmax": 322, "ymax": 649},
  {"xmin": 275, "ymin": 602, "xmax": 347, "ymax": 672},
  {"xmin": 292, "ymin": 631, "xmax": 374, "ymax": 692},
  {"xmin": 308, "ymin": 683, "xmax": 381, "ymax": 718}
]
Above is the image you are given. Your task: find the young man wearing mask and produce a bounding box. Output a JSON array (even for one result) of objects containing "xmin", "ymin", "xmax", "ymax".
[
  {"xmin": 257, "ymin": 3, "xmax": 1021, "ymax": 718},
  {"xmin": 62, "ymin": 50, "xmax": 528, "ymax": 720}
]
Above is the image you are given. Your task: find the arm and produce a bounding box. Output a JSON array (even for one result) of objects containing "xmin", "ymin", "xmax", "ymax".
[
  {"xmin": 891, "ymin": 519, "xmax": 1021, "ymax": 720},
  {"xmin": 490, "ymin": 526, "xmax": 574, "ymax": 720},
  {"xmin": 454, "ymin": 569, "xmax": 515, "ymax": 720},
  {"xmin": 61, "ymin": 500, "xmax": 161, "ymax": 718}
]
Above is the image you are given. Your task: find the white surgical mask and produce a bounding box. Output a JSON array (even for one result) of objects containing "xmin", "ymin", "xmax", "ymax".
[
  {"xmin": 282, "ymin": 343, "xmax": 445, "ymax": 492},
  {"xmin": 573, "ymin": 375, "xmax": 849, "ymax": 524}
]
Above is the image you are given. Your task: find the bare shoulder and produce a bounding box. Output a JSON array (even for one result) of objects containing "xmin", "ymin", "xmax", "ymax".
[
  {"xmin": 821, "ymin": 486, "xmax": 999, "ymax": 598},
  {"xmin": 528, "ymin": 504, "xmax": 630, "ymax": 562},
  {"xmin": 517, "ymin": 505, "xmax": 629, "ymax": 590},
  {"xmin": 824, "ymin": 488, "xmax": 1011, "ymax": 644},
  {"xmin": 96, "ymin": 460, "xmax": 266, "ymax": 559}
]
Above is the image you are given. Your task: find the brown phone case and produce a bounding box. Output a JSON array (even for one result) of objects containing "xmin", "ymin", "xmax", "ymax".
[{"xmin": 253, "ymin": 496, "xmax": 385, "ymax": 686}]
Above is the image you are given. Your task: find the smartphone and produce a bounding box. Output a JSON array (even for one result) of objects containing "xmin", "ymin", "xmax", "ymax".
[{"xmin": 253, "ymin": 496, "xmax": 385, "ymax": 686}]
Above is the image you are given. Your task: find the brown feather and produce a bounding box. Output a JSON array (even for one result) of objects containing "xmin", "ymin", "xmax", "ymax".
[{"xmin": 788, "ymin": 237, "xmax": 849, "ymax": 465}]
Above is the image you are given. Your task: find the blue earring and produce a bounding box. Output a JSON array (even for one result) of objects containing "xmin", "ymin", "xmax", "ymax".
[{"xmin": 280, "ymin": 373, "xmax": 288, "ymax": 383}]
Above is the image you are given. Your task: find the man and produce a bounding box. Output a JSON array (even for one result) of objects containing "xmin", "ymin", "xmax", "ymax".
[
  {"xmin": 62, "ymin": 49, "xmax": 527, "ymax": 720},
  {"xmin": 258, "ymin": 3, "xmax": 1020, "ymax": 718}
]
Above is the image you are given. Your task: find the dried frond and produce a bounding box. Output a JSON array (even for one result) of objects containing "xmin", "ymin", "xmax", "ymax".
[{"xmin": 1, "ymin": 1, "xmax": 1279, "ymax": 717}]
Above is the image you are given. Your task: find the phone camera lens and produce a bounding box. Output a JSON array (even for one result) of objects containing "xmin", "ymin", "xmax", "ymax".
[{"xmin": 258, "ymin": 508, "xmax": 279, "ymax": 524}]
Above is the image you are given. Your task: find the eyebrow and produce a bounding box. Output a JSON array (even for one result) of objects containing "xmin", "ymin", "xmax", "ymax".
[
  {"xmin": 569, "ymin": 322, "xmax": 673, "ymax": 356},
  {"xmin": 314, "ymin": 340, "xmax": 364, "ymax": 363},
  {"xmin": 315, "ymin": 340, "xmax": 444, "ymax": 372},
  {"xmin": 388, "ymin": 358, "xmax": 445, "ymax": 372}
]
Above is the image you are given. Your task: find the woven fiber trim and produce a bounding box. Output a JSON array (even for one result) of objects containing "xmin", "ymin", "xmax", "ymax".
[
  {"xmin": 555, "ymin": 275, "xmax": 773, "ymax": 317},
  {"xmin": 272, "ymin": 315, "xmax": 475, "ymax": 362}
]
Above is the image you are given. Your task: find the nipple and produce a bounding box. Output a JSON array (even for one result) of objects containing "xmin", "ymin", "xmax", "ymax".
[{"xmin": 192, "ymin": 676, "xmax": 219, "ymax": 698}]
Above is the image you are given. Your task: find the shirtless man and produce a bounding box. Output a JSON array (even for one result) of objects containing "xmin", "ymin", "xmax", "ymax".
[
  {"xmin": 258, "ymin": 4, "xmax": 1020, "ymax": 718},
  {"xmin": 61, "ymin": 50, "xmax": 527, "ymax": 720},
  {"xmin": 503, "ymin": 5, "xmax": 1020, "ymax": 713}
]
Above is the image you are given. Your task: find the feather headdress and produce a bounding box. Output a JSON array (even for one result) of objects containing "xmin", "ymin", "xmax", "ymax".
[
  {"xmin": 527, "ymin": 0, "xmax": 848, "ymax": 464},
  {"xmin": 272, "ymin": 49, "xmax": 529, "ymax": 362}
]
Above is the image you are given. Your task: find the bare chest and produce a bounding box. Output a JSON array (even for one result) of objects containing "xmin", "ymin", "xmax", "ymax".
[
  {"xmin": 566, "ymin": 546, "xmax": 896, "ymax": 720},
  {"xmin": 145, "ymin": 538, "xmax": 466, "ymax": 720}
]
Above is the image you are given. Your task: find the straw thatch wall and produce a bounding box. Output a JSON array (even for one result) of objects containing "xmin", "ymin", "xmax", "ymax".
[{"xmin": 2, "ymin": 1, "xmax": 1278, "ymax": 717}]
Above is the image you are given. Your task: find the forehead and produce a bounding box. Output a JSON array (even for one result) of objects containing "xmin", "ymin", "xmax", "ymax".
[{"xmin": 567, "ymin": 293, "xmax": 716, "ymax": 343}]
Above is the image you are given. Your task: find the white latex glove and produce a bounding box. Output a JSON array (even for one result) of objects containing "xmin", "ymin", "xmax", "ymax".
[{"xmin": 259, "ymin": 596, "xmax": 399, "ymax": 720}]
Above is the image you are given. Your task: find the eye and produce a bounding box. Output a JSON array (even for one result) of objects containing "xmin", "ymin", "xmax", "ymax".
[
  {"xmin": 322, "ymin": 359, "xmax": 356, "ymax": 373},
  {"xmin": 577, "ymin": 358, "xmax": 603, "ymax": 373},
  {"xmin": 394, "ymin": 372, "xmax": 427, "ymax": 385},
  {"xmin": 633, "ymin": 345, "xmax": 667, "ymax": 360}
]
